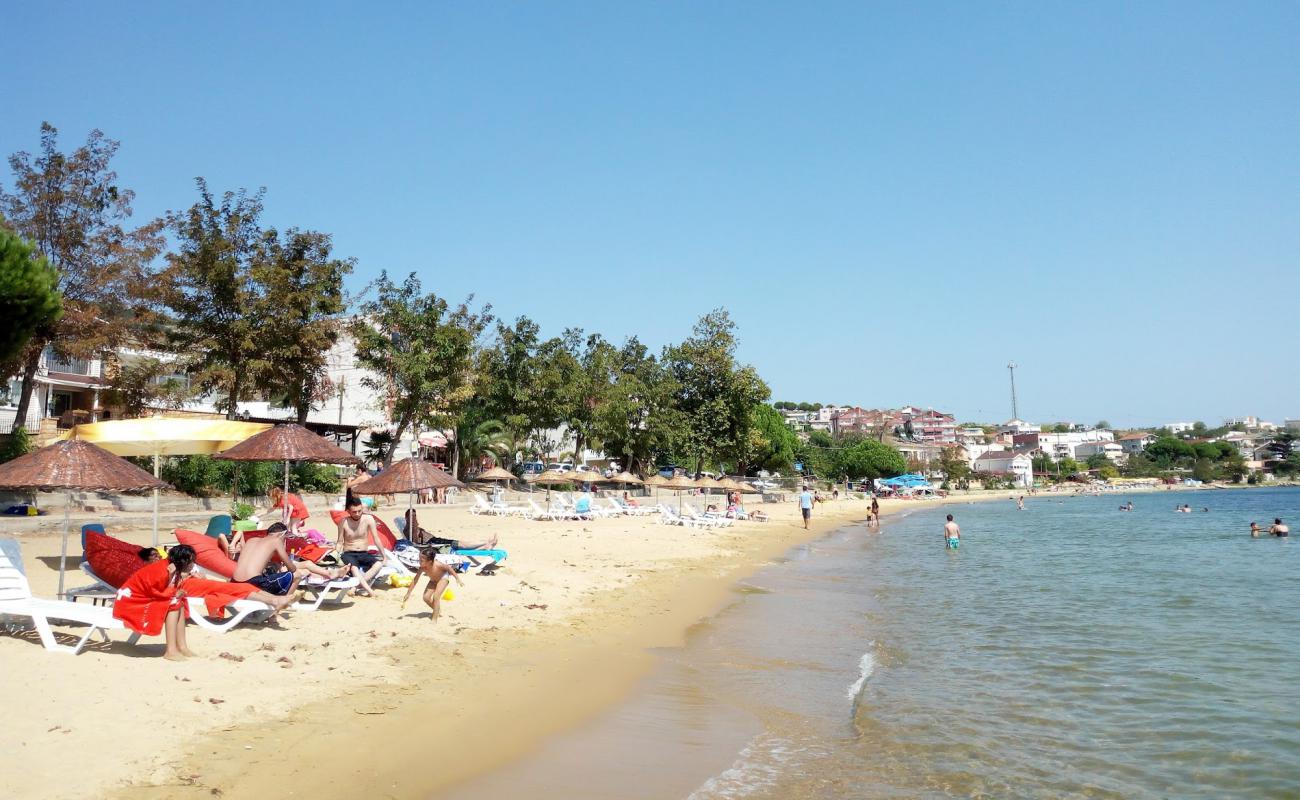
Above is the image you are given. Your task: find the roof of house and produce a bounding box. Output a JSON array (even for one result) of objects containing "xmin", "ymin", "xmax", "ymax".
[
  {"xmin": 1119, "ymin": 432, "xmax": 1154, "ymax": 441},
  {"xmin": 976, "ymin": 450, "xmax": 1031, "ymax": 462}
]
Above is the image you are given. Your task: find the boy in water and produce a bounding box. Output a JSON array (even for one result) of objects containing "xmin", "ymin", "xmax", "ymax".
[
  {"xmin": 943, "ymin": 514, "xmax": 960, "ymax": 550},
  {"xmin": 401, "ymin": 548, "xmax": 465, "ymax": 623}
]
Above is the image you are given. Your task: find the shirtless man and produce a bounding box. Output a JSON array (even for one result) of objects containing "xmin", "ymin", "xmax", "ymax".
[
  {"xmin": 337, "ymin": 498, "xmax": 388, "ymax": 594},
  {"xmin": 944, "ymin": 514, "xmax": 960, "ymax": 550},
  {"xmin": 232, "ymin": 524, "xmax": 343, "ymax": 599},
  {"xmin": 1269, "ymin": 518, "xmax": 1289, "ymax": 537}
]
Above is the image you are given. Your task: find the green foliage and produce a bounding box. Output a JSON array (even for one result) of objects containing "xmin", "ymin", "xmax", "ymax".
[
  {"xmin": 1192, "ymin": 458, "xmax": 1215, "ymax": 482},
  {"xmin": 937, "ymin": 446, "xmax": 971, "ymax": 485},
  {"xmin": 104, "ymin": 356, "xmax": 192, "ymax": 417},
  {"xmin": 592, "ymin": 338, "xmax": 682, "ymax": 475},
  {"xmin": 0, "ymin": 429, "xmax": 33, "ymax": 463},
  {"xmin": 362, "ymin": 430, "xmax": 395, "ymax": 468},
  {"xmin": 231, "ymin": 501, "xmax": 255, "ymax": 521},
  {"xmin": 160, "ymin": 455, "xmax": 339, "ymax": 497},
  {"xmin": 1032, "ymin": 453, "xmax": 1054, "ymax": 475},
  {"xmin": 0, "ymin": 228, "xmax": 62, "ymax": 374},
  {"xmin": 808, "ymin": 434, "xmax": 906, "ymax": 481},
  {"xmin": 1095, "ymin": 420, "xmax": 1111, "ymax": 430},
  {"xmin": 1097, "ymin": 464, "xmax": 1120, "ymax": 479},
  {"xmin": 1050, "ymin": 423, "xmax": 1072, "ymax": 433},
  {"xmin": 1057, "ymin": 457, "xmax": 1081, "ymax": 476},
  {"xmin": 1146, "ymin": 436, "xmax": 1196, "ymax": 466},
  {"xmin": 747, "ymin": 403, "xmax": 800, "ymax": 473},
  {"xmin": 351, "ymin": 271, "xmax": 492, "ymax": 467},
  {"xmin": 664, "ymin": 309, "xmax": 769, "ymax": 474},
  {"xmin": 254, "ymin": 228, "xmax": 352, "ymax": 423},
  {"xmin": 1085, "ymin": 453, "xmax": 1112, "ymax": 470},
  {"xmin": 1, "ymin": 123, "xmax": 163, "ymax": 431}
]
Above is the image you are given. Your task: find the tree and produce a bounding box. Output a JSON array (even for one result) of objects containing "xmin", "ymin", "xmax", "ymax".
[
  {"xmin": 1095, "ymin": 420, "xmax": 1111, "ymax": 430},
  {"xmin": 1085, "ymin": 453, "xmax": 1112, "ymax": 470},
  {"xmin": 351, "ymin": 272, "xmax": 491, "ymax": 468},
  {"xmin": 937, "ymin": 446, "xmax": 971, "ymax": 487},
  {"xmin": 1192, "ymin": 421, "xmax": 1207, "ymax": 434},
  {"xmin": 0, "ymin": 228, "xmax": 62, "ymax": 375},
  {"xmin": 818, "ymin": 434, "xmax": 906, "ymax": 481},
  {"xmin": 1057, "ymin": 457, "xmax": 1081, "ymax": 476},
  {"xmin": 254, "ymin": 228, "xmax": 352, "ymax": 423},
  {"xmin": 1032, "ymin": 452, "xmax": 1055, "ymax": 475},
  {"xmin": 746, "ymin": 403, "xmax": 800, "ymax": 473},
  {"xmin": 552, "ymin": 329, "xmax": 618, "ymax": 469},
  {"xmin": 796, "ymin": 401, "xmax": 814, "ymax": 412},
  {"xmin": 592, "ymin": 337, "xmax": 681, "ymax": 475},
  {"xmin": 1, "ymin": 123, "xmax": 163, "ymax": 431},
  {"xmin": 156, "ymin": 181, "xmax": 268, "ymax": 418},
  {"xmin": 480, "ymin": 316, "xmax": 564, "ymax": 445},
  {"xmin": 1192, "ymin": 458, "xmax": 1215, "ymax": 482},
  {"xmin": 1146, "ymin": 436, "xmax": 1195, "ymax": 467},
  {"xmin": 103, "ymin": 356, "xmax": 191, "ymax": 417},
  {"xmin": 664, "ymin": 309, "xmax": 769, "ymax": 474},
  {"xmin": 1051, "ymin": 422, "xmax": 1072, "ymax": 433}
]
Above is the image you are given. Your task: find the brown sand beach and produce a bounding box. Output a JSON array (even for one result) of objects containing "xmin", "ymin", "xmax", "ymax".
[{"xmin": 4, "ymin": 490, "xmax": 1004, "ymax": 799}]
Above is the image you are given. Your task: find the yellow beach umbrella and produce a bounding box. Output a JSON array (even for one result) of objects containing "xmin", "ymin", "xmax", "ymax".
[{"xmin": 59, "ymin": 417, "xmax": 272, "ymax": 544}]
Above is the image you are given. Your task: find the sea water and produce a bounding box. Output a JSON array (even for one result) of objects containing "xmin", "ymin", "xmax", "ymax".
[{"xmin": 437, "ymin": 488, "xmax": 1300, "ymax": 799}]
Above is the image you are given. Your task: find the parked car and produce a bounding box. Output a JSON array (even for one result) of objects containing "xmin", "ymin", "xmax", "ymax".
[
  {"xmin": 658, "ymin": 465, "xmax": 683, "ymax": 479},
  {"xmin": 520, "ymin": 461, "xmax": 545, "ymax": 475}
]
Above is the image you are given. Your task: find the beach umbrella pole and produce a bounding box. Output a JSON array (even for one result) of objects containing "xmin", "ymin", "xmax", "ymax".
[
  {"xmin": 152, "ymin": 452, "xmax": 160, "ymax": 546},
  {"xmin": 57, "ymin": 490, "xmax": 71, "ymax": 598},
  {"xmin": 283, "ymin": 460, "xmax": 291, "ymax": 526}
]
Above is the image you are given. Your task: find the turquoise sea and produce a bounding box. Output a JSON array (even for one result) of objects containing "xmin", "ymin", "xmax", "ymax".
[{"xmin": 440, "ymin": 488, "xmax": 1300, "ymax": 799}]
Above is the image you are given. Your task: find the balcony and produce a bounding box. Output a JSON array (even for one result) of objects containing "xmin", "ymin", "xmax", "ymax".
[{"xmin": 46, "ymin": 356, "xmax": 94, "ymax": 376}]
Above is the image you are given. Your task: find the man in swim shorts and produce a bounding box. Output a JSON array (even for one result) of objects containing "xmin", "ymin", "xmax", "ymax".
[
  {"xmin": 337, "ymin": 498, "xmax": 388, "ymax": 594},
  {"xmin": 1269, "ymin": 518, "xmax": 1289, "ymax": 537},
  {"xmin": 944, "ymin": 514, "xmax": 960, "ymax": 549}
]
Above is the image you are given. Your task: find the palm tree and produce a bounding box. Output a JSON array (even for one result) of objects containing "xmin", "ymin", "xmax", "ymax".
[
  {"xmin": 362, "ymin": 430, "xmax": 395, "ymax": 468},
  {"xmin": 452, "ymin": 419, "xmax": 529, "ymax": 478}
]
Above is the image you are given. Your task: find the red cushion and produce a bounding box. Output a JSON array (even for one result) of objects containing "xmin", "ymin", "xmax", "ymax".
[
  {"xmin": 84, "ymin": 531, "xmax": 148, "ymax": 588},
  {"xmin": 174, "ymin": 529, "xmax": 238, "ymax": 579}
]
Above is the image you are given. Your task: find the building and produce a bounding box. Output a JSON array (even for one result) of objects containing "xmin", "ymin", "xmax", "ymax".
[
  {"xmin": 1074, "ymin": 440, "xmax": 1126, "ymax": 464},
  {"xmin": 1014, "ymin": 429, "xmax": 1116, "ymax": 462},
  {"xmin": 830, "ymin": 405, "xmax": 957, "ymax": 444},
  {"xmin": 1, "ymin": 347, "xmax": 109, "ymax": 438},
  {"xmin": 1285, "ymin": 419, "xmax": 1300, "ymax": 432},
  {"xmin": 999, "ymin": 419, "xmax": 1041, "ymax": 435},
  {"xmin": 1118, "ymin": 432, "xmax": 1156, "ymax": 455},
  {"xmin": 1164, "ymin": 422, "xmax": 1195, "ymax": 434},
  {"xmin": 972, "ymin": 451, "xmax": 1034, "ymax": 486}
]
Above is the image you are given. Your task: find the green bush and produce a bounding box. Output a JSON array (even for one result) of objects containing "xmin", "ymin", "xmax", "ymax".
[
  {"xmin": 231, "ymin": 501, "xmax": 256, "ymax": 520},
  {"xmin": 158, "ymin": 455, "xmax": 340, "ymax": 497},
  {"xmin": 0, "ymin": 429, "xmax": 32, "ymax": 463}
]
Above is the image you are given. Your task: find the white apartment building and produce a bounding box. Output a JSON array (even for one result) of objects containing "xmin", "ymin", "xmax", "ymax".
[
  {"xmin": 1074, "ymin": 440, "xmax": 1126, "ymax": 464},
  {"xmin": 1164, "ymin": 422, "xmax": 1195, "ymax": 434},
  {"xmin": 973, "ymin": 451, "xmax": 1034, "ymax": 487}
]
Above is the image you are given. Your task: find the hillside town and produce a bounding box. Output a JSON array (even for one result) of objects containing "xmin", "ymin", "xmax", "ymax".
[{"xmin": 775, "ymin": 403, "xmax": 1300, "ymax": 489}]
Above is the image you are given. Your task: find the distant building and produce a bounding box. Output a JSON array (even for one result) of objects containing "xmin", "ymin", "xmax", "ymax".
[
  {"xmin": 1000, "ymin": 419, "xmax": 1041, "ymax": 435},
  {"xmin": 1014, "ymin": 429, "xmax": 1115, "ymax": 462},
  {"xmin": 1286, "ymin": 419, "xmax": 1300, "ymax": 432},
  {"xmin": 1075, "ymin": 440, "xmax": 1126, "ymax": 464},
  {"xmin": 1164, "ymin": 422, "xmax": 1195, "ymax": 434},
  {"xmin": 830, "ymin": 405, "xmax": 956, "ymax": 444},
  {"xmin": 972, "ymin": 451, "xmax": 1034, "ymax": 486},
  {"xmin": 1118, "ymin": 432, "xmax": 1156, "ymax": 455}
]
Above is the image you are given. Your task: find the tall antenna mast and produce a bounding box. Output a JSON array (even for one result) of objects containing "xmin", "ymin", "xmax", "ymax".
[{"xmin": 1007, "ymin": 362, "xmax": 1019, "ymax": 420}]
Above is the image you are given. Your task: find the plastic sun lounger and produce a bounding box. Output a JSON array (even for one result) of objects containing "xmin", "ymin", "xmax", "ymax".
[
  {"xmin": 0, "ymin": 539, "xmax": 140, "ymax": 654},
  {"xmin": 295, "ymin": 574, "xmax": 360, "ymax": 612}
]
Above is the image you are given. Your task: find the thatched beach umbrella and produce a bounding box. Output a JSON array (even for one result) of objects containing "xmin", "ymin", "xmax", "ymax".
[
  {"xmin": 0, "ymin": 440, "xmax": 169, "ymax": 597},
  {"xmin": 350, "ymin": 457, "xmax": 464, "ymax": 520},
  {"xmin": 213, "ymin": 424, "xmax": 361, "ymax": 525},
  {"xmin": 643, "ymin": 473, "xmax": 667, "ymax": 504},
  {"xmin": 570, "ymin": 467, "xmax": 606, "ymax": 491},
  {"xmin": 660, "ymin": 474, "xmax": 698, "ymax": 511},
  {"xmin": 528, "ymin": 468, "xmax": 573, "ymax": 500},
  {"xmin": 474, "ymin": 466, "xmax": 516, "ymax": 483}
]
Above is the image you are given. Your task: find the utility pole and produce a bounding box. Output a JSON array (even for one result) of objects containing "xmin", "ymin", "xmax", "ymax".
[{"xmin": 1007, "ymin": 362, "xmax": 1019, "ymax": 420}]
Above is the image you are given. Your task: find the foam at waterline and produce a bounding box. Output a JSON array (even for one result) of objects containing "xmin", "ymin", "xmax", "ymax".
[
  {"xmin": 847, "ymin": 646, "xmax": 876, "ymax": 702},
  {"xmin": 687, "ymin": 732, "xmax": 827, "ymax": 800}
]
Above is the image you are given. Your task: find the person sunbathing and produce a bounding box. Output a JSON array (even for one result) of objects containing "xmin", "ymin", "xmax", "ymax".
[
  {"xmin": 113, "ymin": 544, "xmax": 293, "ymax": 660},
  {"xmin": 403, "ymin": 508, "xmax": 499, "ymax": 552},
  {"xmin": 400, "ymin": 548, "xmax": 464, "ymax": 623},
  {"xmin": 233, "ymin": 523, "xmax": 345, "ymax": 598}
]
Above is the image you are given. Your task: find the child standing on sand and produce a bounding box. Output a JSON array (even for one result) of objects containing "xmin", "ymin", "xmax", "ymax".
[{"xmin": 401, "ymin": 548, "xmax": 465, "ymax": 623}]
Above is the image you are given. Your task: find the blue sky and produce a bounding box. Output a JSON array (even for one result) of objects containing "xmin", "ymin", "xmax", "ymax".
[{"xmin": 4, "ymin": 1, "xmax": 1298, "ymax": 427}]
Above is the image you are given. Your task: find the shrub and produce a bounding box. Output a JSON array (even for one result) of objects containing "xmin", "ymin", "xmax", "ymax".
[{"xmin": 0, "ymin": 429, "xmax": 32, "ymax": 463}]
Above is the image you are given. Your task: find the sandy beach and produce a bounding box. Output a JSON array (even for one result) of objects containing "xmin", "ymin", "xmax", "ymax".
[
  {"xmin": 0, "ymin": 490, "xmax": 907, "ymax": 799},
  {"xmin": 2, "ymin": 484, "xmax": 1193, "ymax": 799}
]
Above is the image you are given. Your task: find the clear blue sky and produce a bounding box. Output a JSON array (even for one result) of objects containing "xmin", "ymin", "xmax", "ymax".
[{"xmin": 5, "ymin": 2, "xmax": 1298, "ymax": 428}]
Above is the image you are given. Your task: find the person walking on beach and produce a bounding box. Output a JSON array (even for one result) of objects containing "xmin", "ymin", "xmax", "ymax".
[
  {"xmin": 798, "ymin": 485, "xmax": 815, "ymax": 530},
  {"xmin": 1269, "ymin": 518, "xmax": 1289, "ymax": 537},
  {"xmin": 943, "ymin": 514, "xmax": 960, "ymax": 550}
]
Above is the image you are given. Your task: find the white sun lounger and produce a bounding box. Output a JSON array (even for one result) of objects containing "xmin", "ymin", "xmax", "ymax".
[
  {"xmin": 86, "ymin": 562, "xmax": 276, "ymax": 632},
  {"xmin": 296, "ymin": 574, "xmax": 360, "ymax": 612},
  {"xmin": 0, "ymin": 538, "xmax": 139, "ymax": 654}
]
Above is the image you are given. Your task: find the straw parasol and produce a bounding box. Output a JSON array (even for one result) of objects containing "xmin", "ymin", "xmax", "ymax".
[
  {"xmin": 694, "ymin": 476, "xmax": 724, "ymax": 494},
  {"xmin": 214, "ymin": 423, "xmax": 361, "ymax": 526},
  {"xmin": 570, "ymin": 467, "xmax": 606, "ymax": 489},
  {"xmin": 473, "ymin": 466, "xmax": 516, "ymax": 483},
  {"xmin": 0, "ymin": 440, "xmax": 169, "ymax": 597},
  {"xmin": 610, "ymin": 471, "xmax": 644, "ymax": 486},
  {"xmin": 527, "ymin": 468, "xmax": 574, "ymax": 499},
  {"xmin": 60, "ymin": 417, "xmax": 271, "ymax": 544},
  {"xmin": 659, "ymin": 473, "xmax": 698, "ymax": 511},
  {"xmin": 350, "ymin": 457, "xmax": 464, "ymax": 520},
  {"xmin": 643, "ymin": 473, "xmax": 668, "ymax": 503}
]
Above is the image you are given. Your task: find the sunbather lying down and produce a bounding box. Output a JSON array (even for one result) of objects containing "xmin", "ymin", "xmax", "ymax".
[
  {"xmin": 113, "ymin": 545, "xmax": 295, "ymax": 661},
  {"xmin": 403, "ymin": 509, "xmax": 499, "ymax": 551}
]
